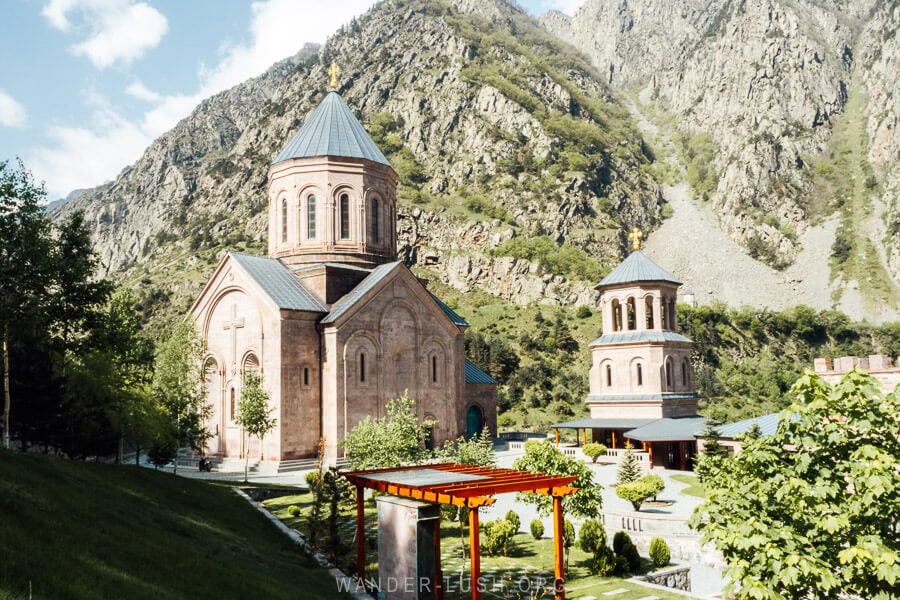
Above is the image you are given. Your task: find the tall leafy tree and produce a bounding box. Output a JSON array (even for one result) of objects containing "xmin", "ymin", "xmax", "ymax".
[
  {"xmin": 690, "ymin": 370, "xmax": 899, "ymax": 599},
  {"xmin": 152, "ymin": 319, "xmax": 211, "ymax": 474},
  {"xmin": 235, "ymin": 370, "xmax": 277, "ymax": 483},
  {"xmin": 0, "ymin": 160, "xmax": 54, "ymax": 449},
  {"xmin": 512, "ymin": 439, "xmax": 602, "ymax": 519}
]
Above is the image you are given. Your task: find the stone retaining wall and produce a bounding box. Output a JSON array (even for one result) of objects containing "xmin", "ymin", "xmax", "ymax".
[{"xmin": 634, "ymin": 565, "xmax": 691, "ymax": 592}]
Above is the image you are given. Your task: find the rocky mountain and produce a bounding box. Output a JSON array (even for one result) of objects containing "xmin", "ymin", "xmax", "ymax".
[
  {"xmin": 541, "ymin": 0, "xmax": 899, "ymax": 319},
  {"xmin": 54, "ymin": 0, "xmax": 897, "ymax": 323}
]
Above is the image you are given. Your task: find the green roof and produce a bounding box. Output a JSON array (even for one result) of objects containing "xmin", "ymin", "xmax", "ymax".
[
  {"xmin": 273, "ymin": 91, "xmax": 392, "ymax": 167},
  {"xmin": 596, "ymin": 251, "xmax": 681, "ymax": 288},
  {"xmin": 465, "ymin": 360, "xmax": 496, "ymax": 384},
  {"xmin": 430, "ymin": 293, "xmax": 468, "ymax": 327},
  {"xmin": 550, "ymin": 418, "xmax": 657, "ymax": 429},
  {"xmin": 589, "ymin": 331, "xmax": 693, "ymax": 346},
  {"xmin": 625, "ymin": 416, "xmax": 707, "ymax": 442},
  {"xmin": 229, "ymin": 252, "xmax": 326, "ymax": 313}
]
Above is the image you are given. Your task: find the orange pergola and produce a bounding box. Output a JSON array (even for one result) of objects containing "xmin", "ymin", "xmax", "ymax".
[{"xmin": 341, "ymin": 463, "xmax": 578, "ymax": 600}]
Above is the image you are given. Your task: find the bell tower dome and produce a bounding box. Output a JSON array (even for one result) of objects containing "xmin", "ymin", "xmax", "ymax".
[{"xmin": 267, "ymin": 83, "xmax": 398, "ymax": 270}]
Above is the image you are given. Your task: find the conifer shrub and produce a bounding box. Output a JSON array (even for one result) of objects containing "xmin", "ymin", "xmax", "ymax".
[
  {"xmin": 616, "ymin": 443, "xmax": 642, "ymax": 484},
  {"xmin": 582, "ymin": 442, "xmax": 607, "ymax": 463},
  {"xmin": 649, "ymin": 537, "xmax": 670, "ymax": 568},
  {"xmin": 483, "ymin": 519, "xmax": 516, "ymax": 556},
  {"xmin": 505, "ymin": 509, "xmax": 521, "ymax": 533},
  {"xmin": 578, "ymin": 519, "xmax": 616, "ymax": 575},
  {"xmin": 613, "ymin": 531, "xmax": 641, "ymax": 574},
  {"xmin": 288, "ymin": 505, "xmax": 301, "ymax": 517},
  {"xmin": 530, "ymin": 519, "xmax": 544, "ymax": 540}
]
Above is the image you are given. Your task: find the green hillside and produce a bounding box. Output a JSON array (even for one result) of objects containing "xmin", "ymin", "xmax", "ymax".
[{"xmin": 0, "ymin": 452, "xmax": 345, "ymax": 600}]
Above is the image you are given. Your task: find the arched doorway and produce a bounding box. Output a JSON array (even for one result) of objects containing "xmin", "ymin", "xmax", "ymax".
[{"xmin": 466, "ymin": 405, "xmax": 483, "ymax": 439}]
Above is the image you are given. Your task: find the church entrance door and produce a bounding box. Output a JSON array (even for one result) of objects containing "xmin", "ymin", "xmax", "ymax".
[{"xmin": 466, "ymin": 405, "xmax": 483, "ymax": 439}]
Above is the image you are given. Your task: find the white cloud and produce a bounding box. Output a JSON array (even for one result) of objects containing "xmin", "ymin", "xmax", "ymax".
[
  {"xmin": 125, "ymin": 80, "xmax": 160, "ymax": 102},
  {"xmin": 0, "ymin": 90, "xmax": 27, "ymax": 128},
  {"xmin": 42, "ymin": 0, "xmax": 168, "ymax": 68},
  {"xmin": 28, "ymin": 92, "xmax": 151, "ymax": 197}
]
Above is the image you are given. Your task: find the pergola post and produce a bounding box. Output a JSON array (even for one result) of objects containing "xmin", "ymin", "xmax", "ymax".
[
  {"xmin": 552, "ymin": 495, "xmax": 565, "ymax": 600},
  {"xmin": 355, "ymin": 484, "xmax": 365, "ymax": 587},
  {"xmin": 555, "ymin": 428, "xmax": 559, "ymax": 447},
  {"xmin": 435, "ymin": 517, "xmax": 443, "ymax": 600},
  {"xmin": 469, "ymin": 506, "xmax": 481, "ymax": 600},
  {"xmin": 612, "ymin": 430, "xmax": 616, "ymax": 449}
]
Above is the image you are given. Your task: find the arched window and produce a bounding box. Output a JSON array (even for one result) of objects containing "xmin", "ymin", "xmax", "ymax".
[
  {"xmin": 611, "ymin": 300, "xmax": 622, "ymax": 332},
  {"xmin": 682, "ymin": 360, "xmax": 688, "ymax": 386},
  {"xmin": 626, "ymin": 297, "xmax": 636, "ymax": 330},
  {"xmin": 431, "ymin": 355, "xmax": 437, "ymax": 383},
  {"xmin": 281, "ymin": 197, "xmax": 288, "ymax": 243},
  {"xmin": 371, "ymin": 198, "xmax": 379, "ymax": 243},
  {"xmin": 243, "ymin": 353, "xmax": 260, "ymax": 374},
  {"xmin": 645, "ymin": 297, "xmax": 654, "ymax": 329},
  {"xmin": 303, "ymin": 367, "xmax": 309, "ymax": 387},
  {"xmin": 307, "ymin": 195, "xmax": 317, "ymax": 240},
  {"xmin": 605, "ymin": 364, "xmax": 612, "ymax": 387},
  {"xmin": 665, "ymin": 359, "xmax": 672, "ymax": 388},
  {"xmin": 359, "ymin": 352, "xmax": 366, "ymax": 383},
  {"xmin": 661, "ymin": 299, "xmax": 668, "ymax": 330},
  {"xmin": 669, "ymin": 300, "xmax": 677, "ymax": 330},
  {"xmin": 339, "ymin": 193, "xmax": 350, "ymax": 240},
  {"xmin": 230, "ymin": 388, "xmax": 236, "ymax": 421},
  {"xmin": 636, "ymin": 363, "xmax": 643, "ymax": 386}
]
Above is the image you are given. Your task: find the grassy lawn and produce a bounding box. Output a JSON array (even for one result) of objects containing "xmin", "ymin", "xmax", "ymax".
[
  {"xmin": 0, "ymin": 451, "xmax": 348, "ymax": 600},
  {"xmin": 265, "ymin": 493, "xmax": 686, "ymax": 599},
  {"xmin": 669, "ymin": 473, "xmax": 706, "ymax": 499}
]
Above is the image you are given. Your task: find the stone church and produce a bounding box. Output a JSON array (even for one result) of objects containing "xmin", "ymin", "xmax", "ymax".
[{"xmin": 189, "ymin": 86, "xmax": 497, "ymax": 463}]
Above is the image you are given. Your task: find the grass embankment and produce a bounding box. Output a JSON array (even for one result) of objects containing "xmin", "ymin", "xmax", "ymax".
[
  {"xmin": 0, "ymin": 451, "xmax": 346, "ymax": 600},
  {"xmin": 669, "ymin": 474, "xmax": 706, "ymax": 499},
  {"xmin": 266, "ymin": 492, "xmax": 686, "ymax": 600}
]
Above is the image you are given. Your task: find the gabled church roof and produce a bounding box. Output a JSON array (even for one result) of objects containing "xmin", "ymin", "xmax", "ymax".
[
  {"xmin": 321, "ymin": 261, "xmax": 402, "ymax": 324},
  {"xmin": 595, "ymin": 250, "xmax": 681, "ymax": 288},
  {"xmin": 229, "ymin": 252, "xmax": 326, "ymax": 312},
  {"xmin": 430, "ymin": 293, "xmax": 468, "ymax": 327},
  {"xmin": 465, "ymin": 360, "xmax": 497, "ymax": 384},
  {"xmin": 272, "ymin": 91, "xmax": 392, "ymax": 167}
]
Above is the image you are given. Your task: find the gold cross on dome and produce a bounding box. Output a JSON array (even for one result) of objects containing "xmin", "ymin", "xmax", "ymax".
[
  {"xmin": 328, "ymin": 62, "xmax": 341, "ymax": 89},
  {"xmin": 628, "ymin": 227, "xmax": 643, "ymax": 251}
]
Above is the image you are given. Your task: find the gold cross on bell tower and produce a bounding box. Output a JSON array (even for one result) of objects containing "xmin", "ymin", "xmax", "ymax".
[
  {"xmin": 328, "ymin": 62, "xmax": 341, "ymax": 89},
  {"xmin": 628, "ymin": 227, "xmax": 643, "ymax": 251}
]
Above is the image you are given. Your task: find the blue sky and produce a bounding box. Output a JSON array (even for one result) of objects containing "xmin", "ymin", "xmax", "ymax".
[{"xmin": 0, "ymin": 0, "xmax": 580, "ymax": 199}]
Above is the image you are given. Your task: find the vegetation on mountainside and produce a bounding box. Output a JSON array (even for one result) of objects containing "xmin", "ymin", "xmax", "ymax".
[
  {"xmin": 0, "ymin": 452, "xmax": 344, "ymax": 600},
  {"xmin": 808, "ymin": 82, "xmax": 897, "ymax": 310}
]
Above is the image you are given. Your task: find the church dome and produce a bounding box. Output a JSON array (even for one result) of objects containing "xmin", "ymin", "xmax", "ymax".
[
  {"xmin": 272, "ymin": 91, "xmax": 392, "ymax": 168},
  {"xmin": 595, "ymin": 250, "xmax": 681, "ymax": 289}
]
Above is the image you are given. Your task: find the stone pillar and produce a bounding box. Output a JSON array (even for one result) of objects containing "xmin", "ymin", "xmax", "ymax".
[{"xmin": 376, "ymin": 496, "xmax": 440, "ymax": 600}]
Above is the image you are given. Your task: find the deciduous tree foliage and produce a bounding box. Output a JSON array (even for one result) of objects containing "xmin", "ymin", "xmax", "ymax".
[
  {"xmin": 341, "ymin": 393, "xmax": 427, "ymax": 470},
  {"xmin": 690, "ymin": 370, "xmax": 899, "ymax": 599},
  {"xmin": 512, "ymin": 440, "xmax": 602, "ymax": 519},
  {"xmin": 236, "ymin": 370, "xmax": 277, "ymax": 483}
]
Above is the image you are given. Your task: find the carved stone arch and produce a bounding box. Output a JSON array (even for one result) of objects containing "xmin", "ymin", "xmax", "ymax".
[
  {"xmin": 626, "ymin": 296, "xmax": 637, "ymax": 330},
  {"xmin": 202, "ymin": 285, "xmax": 265, "ymax": 341},
  {"xmin": 642, "ymin": 293, "xmax": 656, "ymax": 330},
  {"xmin": 681, "ymin": 357, "xmax": 691, "ymax": 388},
  {"xmin": 664, "ymin": 355, "xmax": 674, "ymax": 390},
  {"xmin": 611, "ymin": 298, "xmax": 623, "ymax": 332},
  {"xmin": 332, "ymin": 183, "xmax": 357, "ymax": 241},
  {"xmin": 344, "ymin": 330, "xmax": 380, "ymax": 389},
  {"xmin": 628, "ymin": 355, "xmax": 646, "ymax": 390},
  {"xmin": 599, "ymin": 358, "xmax": 614, "ymax": 389},
  {"xmin": 241, "ymin": 350, "xmax": 261, "ymax": 374},
  {"xmin": 380, "ymin": 300, "xmax": 420, "ymax": 400},
  {"xmin": 422, "ymin": 335, "xmax": 449, "ymax": 386}
]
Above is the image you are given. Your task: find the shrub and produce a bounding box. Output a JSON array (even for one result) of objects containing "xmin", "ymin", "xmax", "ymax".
[
  {"xmin": 612, "ymin": 530, "xmax": 631, "ymax": 554},
  {"xmin": 288, "ymin": 505, "xmax": 301, "ymax": 517},
  {"xmin": 613, "ymin": 531, "xmax": 641, "ymax": 573},
  {"xmin": 530, "ymin": 519, "xmax": 544, "ymax": 540},
  {"xmin": 582, "ymin": 442, "xmax": 607, "ymax": 463},
  {"xmin": 305, "ymin": 470, "xmax": 321, "ymax": 491},
  {"xmin": 641, "ymin": 473, "xmax": 665, "ymax": 501},
  {"xmin": 616, "ymin": 479, "xmax": 654, "ymax": 511},
  {"xmin": 483, "ymin": 519, "xmax": 517, "ymax": 556},
  {"xmin": 563, "ymin": 519, "xmax": 576, "ymax": 550},
  {"xmin": 578, "ymin": 519, "xmax": 606, "ymax": 555},
  {"xmin": 505, "ymin": 510, "xmax": 521, "ymax": 533},
  {"xmin": 649, "ymin": 537, "xmax": 670, "ymax": 568},
  {"xmin": 575, "ymin": 305, "xmax": 592, "ymax": 318}
]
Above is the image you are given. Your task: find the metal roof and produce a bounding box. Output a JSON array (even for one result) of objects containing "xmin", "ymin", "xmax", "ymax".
[
  {"xmin": 587, "ymin": 392, "xmax": 701, "ymax": 402},
  {"xmin": 430, "ymin": 293, "xmax": 468, "ymax": 327},
  {"xmin": 320, "ymin": 262, "xmax": 401, "ymax": 325},
  {"xmin": 550, "ymin": 418, "xmax": 658, "ymax": 429},
  {"xmin": 625, "ymin": 417, "xmax": 707, "ymax": 442},
  {"xmin": 465, "ymin": 360, "xmax": 497, "ymax": 385},
  {"xmin": 229, "ymin": 252, "xmax": 326, "ymax": 312},
  {"xmin": 715, "ymin": 412, "xmax": 797, "ymax": 439},
  {"xmin": 589, "ymin": 330, "xmax": 693, "ymax": 345},
  {"xmin": 272, "ymin": 91, "xmax": 392, "ymax": 167},
  {"xmin": 596, "ymin": 251, "xmax": 681, "ymax": 288}
]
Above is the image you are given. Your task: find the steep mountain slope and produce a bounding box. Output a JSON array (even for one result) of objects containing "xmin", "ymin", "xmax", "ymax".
[
  {"xmin": 542, "ymin": 0, "xmax": 899, "ymax": 319},
  {"xmin": 56, "ymin": 0, "xmax": 661, "ymax": 318}
]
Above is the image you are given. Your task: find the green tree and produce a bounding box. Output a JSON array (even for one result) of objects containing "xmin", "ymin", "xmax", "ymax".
[
  {"xmin": 578, "ymin": 519, "xmax": 615, "ymax": 575},
  {"xmin": 341, "ymin": 393, "xmax": 427, "ymax": 469},
  {"xmin": 695, "ymin": 420, "xmax": 729, "ymax": 482},
  {"xmin": 483, "ymin": 519, "xmax": 516, "ymax": 557},
  {"xmin": 616, "ymin": 477, "xmax": 657, "ymax": 512},
  {"xmin": 649, "ymin": 537, "xmax": 670, "ymax": 568},
  {"xmin": 151, "ymin": 319, "xmax": 211, "ymax": 474},
  {"xmin": 235, "ymin": 370, "xmax": 277, "ymax": 483},
  {"xmin": 530, "ymin": 519, "xmax": 544, "ymax": 540},
  {"xmin": 615, "ymin": 442, "xmax": 642, "ymax": 484},
  {"xmin": 436, "ymin": 426, "xmax": 495, "ymax": 466},
  {"xmin": 582, "ymin": 442, "xmax": 606, "ymax": 463},
  {"xmin": 512, "ymin": 440, "xmax": 602, "ymax": 519},
  {"xmin": 690, "ymin": 370, "xmax": 899, "ymax": 599},
  {"xmin": 0, "ymin": 160, "xmax": 54, "ymax": 449}
]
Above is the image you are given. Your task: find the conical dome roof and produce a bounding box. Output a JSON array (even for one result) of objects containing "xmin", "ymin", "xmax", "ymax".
[
  {"xmin": 272, "ymin": 91, "xmax": 392, "ymax": 167},
  {"xmin": 595, "ymin": 251, "xmax": 681, "ymax": 288}
]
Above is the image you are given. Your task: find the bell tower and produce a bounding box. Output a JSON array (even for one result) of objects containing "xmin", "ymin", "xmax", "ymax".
[
  {"xmin": 266, "ymin": 65, "xmax": 398, "ymax": 272},
  {"xmin": 587, "ymin": 229, "xmax": 700, "ymax": 420}
]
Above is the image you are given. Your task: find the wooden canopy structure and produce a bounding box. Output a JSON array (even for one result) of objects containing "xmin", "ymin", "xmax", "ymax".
[{"xmin": 342, "ymin": 463, "xmax": 579, "ymax": 600}]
